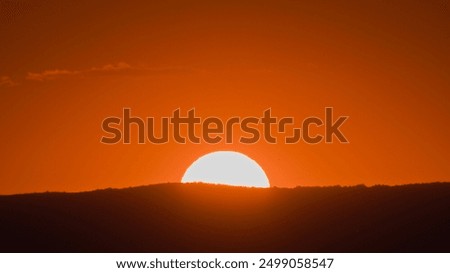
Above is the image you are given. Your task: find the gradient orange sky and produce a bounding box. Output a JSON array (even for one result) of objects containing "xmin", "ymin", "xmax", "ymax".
[{"xmin": 0, "ymin": 0, "xmax": 449, "ymax": 194}]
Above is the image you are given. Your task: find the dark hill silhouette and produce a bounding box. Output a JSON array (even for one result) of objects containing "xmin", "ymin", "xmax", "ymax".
[{"xmin": 1, "ymin": 182, "xmax": 450, "ymax": 252}]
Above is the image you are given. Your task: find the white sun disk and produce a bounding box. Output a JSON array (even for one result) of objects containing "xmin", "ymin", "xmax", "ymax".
[{"xmin": 181, "ymin": 151, "xmax": 270, "ymax": 188}]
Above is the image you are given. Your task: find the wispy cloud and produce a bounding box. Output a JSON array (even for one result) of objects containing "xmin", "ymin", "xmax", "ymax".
[
  {"xmin": 0, "ymin": 76, "xmax": 17, "ymax": 87},
  {"xmin": 26, "ymin": 69, "xmax": 79, "ymax": 81},
  {"xmin": 26, "ymin": 62, "xmax": 139, "ymax": 81},
  {"xmin": 90, "ymin": 62, "xmax": 132, "ymax": 72}
]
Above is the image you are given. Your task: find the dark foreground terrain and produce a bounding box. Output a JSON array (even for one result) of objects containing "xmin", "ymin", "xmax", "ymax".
[{"xmin": 1, "ymin": 183, "xmax": 450, "ymax": 252}]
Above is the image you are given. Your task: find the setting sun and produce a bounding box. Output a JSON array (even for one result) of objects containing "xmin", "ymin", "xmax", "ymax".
[{"xmin": 181, "ymin": 151, "xmax": 270, "ymax": 188}]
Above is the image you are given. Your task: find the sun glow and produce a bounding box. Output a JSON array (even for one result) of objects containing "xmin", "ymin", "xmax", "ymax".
[{"xmin": 181, "ymin": 151, "xmax": 270, "ymax": 188}]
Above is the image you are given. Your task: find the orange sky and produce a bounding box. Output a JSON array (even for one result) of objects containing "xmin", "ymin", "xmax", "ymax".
[{"xmin": 0, "ymin": 0, "xmax": 449, "ymax": 194}]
